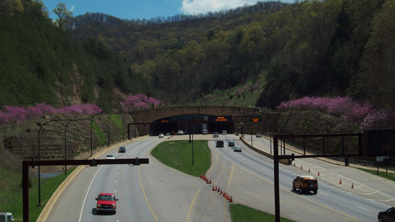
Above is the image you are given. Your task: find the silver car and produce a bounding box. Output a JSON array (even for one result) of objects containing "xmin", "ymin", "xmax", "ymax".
[{"xmin": 233, "ymin": 145, "xmax": 242, "ymax": 152}]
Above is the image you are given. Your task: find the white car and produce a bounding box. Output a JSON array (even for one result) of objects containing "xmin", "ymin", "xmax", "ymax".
[
  {"xmin": 178, "ymin": 130, "xmax": 184, "ymax": 135},
  {"xmin": 159, "ymin": 133, "xmax": 164, "ymax": 138},
  {"xmin": 222, "ymin": 130, "xmax": 227, "ymax": 135},
  {"xmin": 203, "ymin": 129, "xmax": 208, "ymax": 135},
  {"xmin": 233, "ymin": 145, "xmax": 242, "ymax": 152},
  {"xmin": 106, "ymin": 154, "xmax": 116, "ymax": 159}
]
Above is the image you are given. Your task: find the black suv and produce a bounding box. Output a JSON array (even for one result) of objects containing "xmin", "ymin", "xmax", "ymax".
[
  {"xmin": 378, "ymin": 207, "xmax": 395, "ymax": 222},
  {"xmin": 216, "ymin": 140, "xmax": 224, "ymax": 147},
  {"xmin": 118, "ymin": 147, "xmax": 126, "ymax": 153}
]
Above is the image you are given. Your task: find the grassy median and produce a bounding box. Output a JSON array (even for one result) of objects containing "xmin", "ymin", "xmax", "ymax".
[
  {"xmin": 151, "ymin": 140, "xmax": 211, "ymax": 177},
  {"xmin": 151, "ymin": 140, "xmax": 294, "ymax": 222},
  {"xmin": 230, "ymin": 204, "xmax": 294, "ymax": 222}
]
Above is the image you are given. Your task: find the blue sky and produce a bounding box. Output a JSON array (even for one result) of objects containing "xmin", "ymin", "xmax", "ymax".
[{"xmin": 42, "ymin": 0, "xmax": 295, "ymax": 21}]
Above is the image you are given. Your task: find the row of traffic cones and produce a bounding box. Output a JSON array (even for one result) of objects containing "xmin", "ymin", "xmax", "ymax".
[
  {"xmin": 212, "ymin": 185, "xmax": 233, "ymax": 202},
  {"xmin": 293, "ymin": 163, "xmax": 355, "ymax": 189},
  {"xmin": 338, "ymin": 179, "xmax": 354, "ymax": 188},
  {"xmin": 200, "ymin": 174, "xmax": 212, "ymax": 184},
  {"xmin": 293, "ymin": 163, "xmax": 320, "ymax": 176}
]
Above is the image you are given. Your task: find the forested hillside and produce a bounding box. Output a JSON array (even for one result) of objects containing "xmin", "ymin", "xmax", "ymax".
[
  {"xmin": 0, "ymin": 0, "xmax": 152, "ymax": 112},
  {"xmin": 66, "ymin": 0, "xmax": 394, "ymax": 111}
]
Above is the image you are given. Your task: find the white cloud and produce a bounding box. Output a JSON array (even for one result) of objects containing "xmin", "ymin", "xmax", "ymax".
[
  {"xmin": 180, "ymin": 0, "xmax": 259, "ymax": 15},
  {"xmin": 70, "ymin": 5, "xmax": 75, "ymax": 12}
]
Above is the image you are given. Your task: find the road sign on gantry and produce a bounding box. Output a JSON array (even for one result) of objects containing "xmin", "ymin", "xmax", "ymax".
[{"xmin": 365, "ymin": 129, "xmax": 395, "ymax": 156}]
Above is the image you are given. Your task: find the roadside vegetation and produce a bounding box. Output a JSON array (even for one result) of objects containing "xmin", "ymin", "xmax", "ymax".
[
  {"xmin": 0, "ymin": 166, "xmax": 75, "ymax": 222},
  {"xmin": 357, "ymin": 167, "xmax": 395, "ymax": 183},
  {"xmin": 229, "ymin": 204, "xmax": 294, "ymax": 222}
]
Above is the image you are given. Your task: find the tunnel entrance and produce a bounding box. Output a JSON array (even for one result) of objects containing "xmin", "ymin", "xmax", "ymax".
[{"xmin": 149, "ymin": 115, "xmax": 235, "ymax": 136}]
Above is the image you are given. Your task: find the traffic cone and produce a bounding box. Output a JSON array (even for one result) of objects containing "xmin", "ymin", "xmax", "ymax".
[
  {"xmin": 229, "ymin": 196, "xmax": 233, "ymax": 202},
  {"xmin": 300, "ymin": 165, "xmax": 303, "ymax": 170},
  {"xmin": 351, "ymin": 183, "xmax": 354, "ymax": 189},
  {"xmin": 339, "ymin": 179, "xmax": 342, "ymax": 184},
  {"xmin": 212, "ymin": 185, "xmax": 215, "ymax": 191},
  {"xmin": 317, "ymin": 171, "xmax": 320, "ymax": 176},
  {"xmin": 220, "ymin": 189, "xmax": 223, "ymax": 195},
  {"xmin": 209, "ymin": 179, "xmax": 212, "ymax": 184},
  {"xmin": 293, "ymin": 163, "xmax": 296, "ymax": 167},
  {"xmin": 308, "ymin": 168, "xmax": 310, "ymax": 173},
  {"xmin": 217, "ymin": 186, "xmax": 220, "ymax": 192}
]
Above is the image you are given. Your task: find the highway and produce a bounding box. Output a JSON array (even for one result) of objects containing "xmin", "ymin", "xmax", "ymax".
[{"xmin": 46, "ymin": 134, "xmax": 393, "ymax": 222}]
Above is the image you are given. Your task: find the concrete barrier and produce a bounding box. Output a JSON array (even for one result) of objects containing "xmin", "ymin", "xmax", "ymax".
[{"xmin": 239, "ymin": 137, "xmax": 292, "ymax": 165}]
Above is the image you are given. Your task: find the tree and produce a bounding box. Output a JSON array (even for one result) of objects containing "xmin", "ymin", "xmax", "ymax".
[{"xmin": 52, "ymin": 3, "xmax": 73, "ymax": 28}]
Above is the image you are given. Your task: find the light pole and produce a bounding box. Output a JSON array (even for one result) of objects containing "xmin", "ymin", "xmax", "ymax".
[
  {"xmin": 108, "ymin": 113, "xmax": 127, "ymax": 147},
  {"xmin": 64, "ymin": 120, "xmax": 75, "ymax": 175},
  {"xmin": 37, "ymin": 119, "xmax": 70, "ymax": 206},
  {"xmin": 91, "ymin": 112, "xmax": 103, "ymax": 156}
]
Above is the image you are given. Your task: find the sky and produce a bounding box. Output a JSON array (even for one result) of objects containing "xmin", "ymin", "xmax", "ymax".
[{"xmin": 42, "ymin": 0, "xmax": 295, "ymax": 21}]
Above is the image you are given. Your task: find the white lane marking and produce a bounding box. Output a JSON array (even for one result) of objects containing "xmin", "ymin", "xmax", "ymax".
[
  {"xmin": 119, "ymin": 166, "xmax": 121, "ymax": 169},
  {"xmin": 320, "ymin": 192, "xmax": 328, "ymax": 196},
  {"xmin": 79, "ymin": 165, "xmax": 104, "ymax": 222},
  {"xmin": 357, "ymin": 206, "xmax": 369, "ymax": 211},
  {"xmin": 357, "ymin": 191, "xmax": 378, "ymax": 195},
  {"xmin": 261, "ymin": 168, "xmax": 265, "ymax": 170},
  {"xmin": 115, "ymin": 180, "xmax": 117, "ymax": 183},
  {"xmin": 115, "ymin": 189, "xmax": 117, "ymax": 194},
  {"xmin": 117, "ymin": 172, "xmax": 119, "ymax": 175}
]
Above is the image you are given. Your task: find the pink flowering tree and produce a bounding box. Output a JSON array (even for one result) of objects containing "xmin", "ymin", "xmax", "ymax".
[
  {"xmin": 0, "ymin": 103, "xmax": 102, "ymax": 125},
  {"xmin": 123, "ymin": 93, "xmax": 164, "ymax": 112},
  {"xmin": 277, "ymin": 96, "xmax": 379, "ymax": 124}
]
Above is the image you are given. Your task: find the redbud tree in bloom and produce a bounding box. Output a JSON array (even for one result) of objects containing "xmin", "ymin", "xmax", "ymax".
[
  {"xmin": 0, "ymin": 103, "xmax": 102, "ymax": 125},
  {"xmin": 276, "ymin": 96, "xmax": 393, "ymax": 126},
  {"xmin": 123, "ymin": 93, "xmax": 165, "ymax": 112}
]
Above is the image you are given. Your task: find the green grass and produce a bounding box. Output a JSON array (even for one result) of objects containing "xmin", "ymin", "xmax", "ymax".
[
  {"xmin": 151, "ymin": 140, "xmax": 293, "ymax": 222},
  {"xmin": 357, "ymin": 167, "xmax": 395, "ymax": 182},
  {"xmin": 151, "ymin": 140, "xmax": 211, "ymax": 177},
  {"xmin": 230, "ymin": 204, "xmax": 295, "ymax": 222},
  {"xmin": 0, "ymin": 167, "xmax": 75, "ymax": 222}
]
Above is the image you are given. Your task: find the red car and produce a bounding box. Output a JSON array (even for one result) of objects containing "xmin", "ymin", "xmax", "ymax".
[{"xmin": 96, "ymin": 193, "xmax": 118, "ymax": 214}]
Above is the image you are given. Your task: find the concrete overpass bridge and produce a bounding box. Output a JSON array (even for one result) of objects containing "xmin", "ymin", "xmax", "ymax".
[{"xmin": 129, "ymin": 106, "xmax": 260, "ymax": 136}]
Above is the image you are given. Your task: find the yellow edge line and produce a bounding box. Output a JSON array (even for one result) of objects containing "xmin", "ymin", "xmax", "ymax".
[
  {"xmin": 187, "ymin": 183, "xmax": 203, "ymax": 222},
  {"xmin": 236, "ymin": 165, "xmax": 360, "ymax": 221},
  {"xmin": 228, "ymin": 163, "xmax": 234, "ymax": 188},
  {"xmin": 139, "ymin": 166, "xmax": 158, "ymax": 222}
]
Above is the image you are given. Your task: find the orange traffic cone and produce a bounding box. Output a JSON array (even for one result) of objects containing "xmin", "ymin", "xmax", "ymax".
[
  {"xmin": 339, "ymin": 179, "xmax": 342, "ymax": 184},
  {"xmin": 308, "ymin": 168, "xmax": 310, "ymax": 173},
  {"xmin": 220, "ymin": 189, "xmax": 223, "ymax": 195},
  {"xmin": 293, "ymin": 163, "xmax": 296, "ymax": 167},
  {"xmin": 317, "ymin": 171, "xmax": 320, "ymax": 176},
  {"xmin": 229, "ymin": 196, "xmax": 233, "ymax": 202},
  {"xmin": 300, "ymin": 165, "xmax": 303, "ymax": 170},
  {"xmin": 217, "ymin": 186, "xmax": 220, "ymax": 192},
  {"xmin": 351, "ymin": 183, "xmax": 354, "ymax": 189},
  {"xmin": 212, "ymin": 185, "xmax": 215, "ymax": 191},
  {"xmin": 209, "ymin": 179, "xmax": 212, "ymax": 184}
]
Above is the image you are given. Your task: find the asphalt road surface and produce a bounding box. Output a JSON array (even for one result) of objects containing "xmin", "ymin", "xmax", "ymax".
[{"xmin": 46, "ymin": 134, "xmax": 393, "ymax": 222}]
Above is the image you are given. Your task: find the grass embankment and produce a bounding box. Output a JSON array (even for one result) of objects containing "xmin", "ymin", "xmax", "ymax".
[
  {"xmin": 151, "ymin": 140, "xmax": 294, "ymax": 222},
  {"xmin": 0, "ymin": 167, "xmax": 75, "ymax": 222},
  {"xmin": 357, "ymin": 167, "xmax": 395, "ymax": 182}
]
